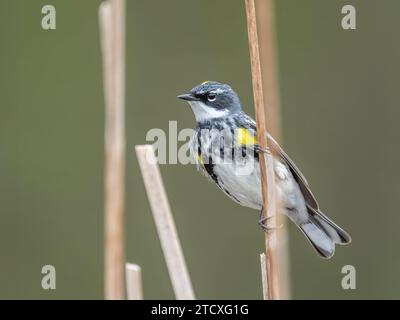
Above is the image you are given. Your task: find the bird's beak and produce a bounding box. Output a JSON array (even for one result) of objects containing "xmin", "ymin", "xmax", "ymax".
[{"xmin": 177, "ymin": 93, "xmax": 200, "ymax": 102}]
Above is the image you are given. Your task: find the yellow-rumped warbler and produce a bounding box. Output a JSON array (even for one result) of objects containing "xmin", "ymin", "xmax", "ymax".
[{"xmin": 178, "ymin": 81, "xmax": 351, "ymax": 258}]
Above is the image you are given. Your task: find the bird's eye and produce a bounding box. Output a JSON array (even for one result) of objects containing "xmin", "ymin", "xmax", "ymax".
[{"xmin": 207, "ymin": 93, "xmax": 216, "ymax": 102}]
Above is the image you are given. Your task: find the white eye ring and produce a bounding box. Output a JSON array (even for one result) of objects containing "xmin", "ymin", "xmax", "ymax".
[{"xmin": 207, "ymin": 93, "xmax": 216, "ymax": 102}]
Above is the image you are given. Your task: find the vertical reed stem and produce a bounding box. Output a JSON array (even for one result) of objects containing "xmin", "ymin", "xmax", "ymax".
[
  {"xmin": 245, "ymin": 0, "xmax": 281, "ymax": 300},
  {"xmin": 99, "ymin": 0, "xmax": 126, "ymax": 300},
  {"xmin": 256, "ymin": 0, "xmax": 291, "ymax": 299},
  {"xmin": 126, "ymin": 263, "xmax": 144, "ymax": 300}
]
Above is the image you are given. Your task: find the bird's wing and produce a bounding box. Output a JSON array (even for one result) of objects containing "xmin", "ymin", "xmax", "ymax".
[
  {"xmin": 266, "ymin": 134, "xmax": 319, "ymax": 209},
  {"xmin": 237, "ymin": 113, "xmax": 320, "ymax": 210}
]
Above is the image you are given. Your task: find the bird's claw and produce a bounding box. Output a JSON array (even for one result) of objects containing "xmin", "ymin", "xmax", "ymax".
[
  {"xmin": 259, "ymin": 210, "xmax": 282, "ymax": 233},
  {"xmin": 258, "ymin": 219, "xmax": 283, "ymax": 233},
  {"xmin": 255, "ymin": 145, "xmax": 270, "ymax": 155}
]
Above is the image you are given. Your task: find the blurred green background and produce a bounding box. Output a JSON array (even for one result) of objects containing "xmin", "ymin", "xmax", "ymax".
[{"xmin": 0, "ymin": 0, "xmax": 399, "ymax": 299}]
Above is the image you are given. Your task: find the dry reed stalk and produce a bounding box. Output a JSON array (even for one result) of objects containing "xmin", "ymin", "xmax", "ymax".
[
  {"xmin": 125, "ymin": 263, "xmax": 144, "ymax": 300},
  {"xmin": 99, "ymin": 0, "xmax": 126, "ymax": 300},
  {"xmin": 256, "ymin": 0, "xmax": 282, "ymax": 142},
  {"xmin": 260, "ymin": 253, "xmax": 268, "ymax": 300},
  {"xmin": 256, "ymin": 0, "xmax": 291, "ymax": 299},
  {"xmin": 245, "ymin": 0, "xmax": 281, "ymax": 300},
  {"xmin": 135, "ymin": 145, "xmax": 195, "ymax": 300}
]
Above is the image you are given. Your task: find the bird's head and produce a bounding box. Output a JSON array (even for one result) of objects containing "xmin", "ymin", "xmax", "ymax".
[{"xmin": 178, "ymin": 81, "xmax": 242, "ymax": 122}]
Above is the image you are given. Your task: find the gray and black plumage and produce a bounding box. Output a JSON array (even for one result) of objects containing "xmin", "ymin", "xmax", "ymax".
[{"xmin": 178, "ymin": 81, "xmax": 351, "ymax": 258}]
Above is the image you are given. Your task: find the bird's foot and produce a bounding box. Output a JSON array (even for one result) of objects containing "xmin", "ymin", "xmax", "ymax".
[{"xmin": 259, "ymin": 209, "xmax": 282, "ymax": 233}]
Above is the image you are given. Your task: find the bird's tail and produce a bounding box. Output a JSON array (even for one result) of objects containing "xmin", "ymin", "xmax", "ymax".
[{"xmin": 298, "ymin": 206, "xmax": 351, "ymax": 259}]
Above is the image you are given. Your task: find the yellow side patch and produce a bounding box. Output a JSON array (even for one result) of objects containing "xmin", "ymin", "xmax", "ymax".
[
  {"xmin": 201, "ymin": 81, "xmax": 211, "ymax": 85},
  {"xmin": 236, "ymin": 128, "xmax": 257, "ymax": 146},
  {"xmin": 197, "ymin": 152, "xmax": 204, "ymax": 165}
]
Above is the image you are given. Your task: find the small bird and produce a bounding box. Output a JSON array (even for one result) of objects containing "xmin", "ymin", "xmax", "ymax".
[{"xmin": 178, "ymin": 81, "xmax": 351, "ymax": 258}]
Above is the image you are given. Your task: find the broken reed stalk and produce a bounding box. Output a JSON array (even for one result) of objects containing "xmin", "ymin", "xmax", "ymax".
[
  {"xmin": 260, "ymin": 253, "xmax": 268, "ymax": 300},
  {"xmin": 99, "ymin": 0, "xmax": 126, "ymax": 300},
  {"xmin": 256, "ymin": 0, "xmax": 291, "ymax": 299},
  {"xmin": 126, "ymin": 263, "xmax": 144, "ymax": 300},
  {"xmin": 135, "ymin": 145, "xmax": 195, "ymax": 300},
  {"xmin": 245, "ymin": 0, "xmax": 281, "ymax": 300}
]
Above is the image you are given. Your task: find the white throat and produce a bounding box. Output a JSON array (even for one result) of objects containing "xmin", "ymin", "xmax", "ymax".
[{"xmin": 188, "ymin": 101, "xmax": 228, "ymax": 122}]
